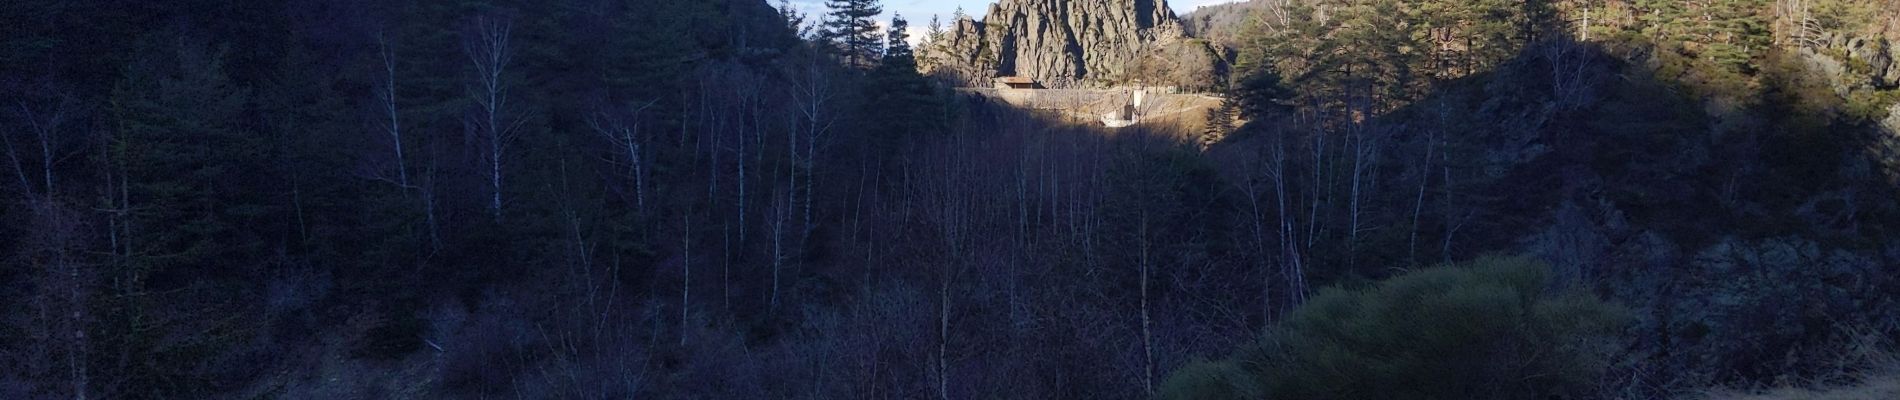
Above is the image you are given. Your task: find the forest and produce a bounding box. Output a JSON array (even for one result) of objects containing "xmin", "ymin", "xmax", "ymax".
[{"xmin": 1, "ymin": 0, "xmax": 1897, "ymax": 399}]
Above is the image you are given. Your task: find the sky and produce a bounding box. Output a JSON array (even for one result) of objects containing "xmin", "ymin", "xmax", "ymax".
[{"xmin": 785, "ymin": 0, "xmax": 1243, "ymax": 45}]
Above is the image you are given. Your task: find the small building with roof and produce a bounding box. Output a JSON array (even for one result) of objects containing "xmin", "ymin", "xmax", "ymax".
[{"xmin": 994, "ymin": 76, "xmax": 1042, "ymax": 90}]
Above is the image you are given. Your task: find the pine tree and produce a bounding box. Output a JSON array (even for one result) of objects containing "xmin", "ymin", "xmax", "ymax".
[
  {"xmin": 106, "ymin": 34, "xmax": 271, "ymax": 396},
  {"xmin": 112, "ymin": 38, "xmax": 266, "ymax": 281},
  {"xmin": 1637, "ymin": 0, "xmax": 1772, "ymax": 73},
  {"xmin": 1519, "ymin": 0, "xmax": 1563, "ymax": 43},
  {"xmin": 1232, "ymin": 65, "xmax": 1295, "ymax": 121},
  {"xmin": 820, "ymin": 0, "xmax": 884, "ymax": 69},
  {"xmin": 1463, "ymin": 0, "xmax": 1523, "ymax": 69},
  {"xmin": 917, "ymin": 14, "xmax": 945, "ymax": 74},
  {"xmin": 882, "ymin": 16, "xmax": 916, "ymax": 68},
  {"xmin": 779, "ymin": 0, "xmax": 811, "ymax": 39},
  {"xmin": 864, "ymin": 15, "xmax": 944, "ymax": 143},
  {"xmin": 1200, "ymin": 98, "xmax": 1238, "ymax": 150}
]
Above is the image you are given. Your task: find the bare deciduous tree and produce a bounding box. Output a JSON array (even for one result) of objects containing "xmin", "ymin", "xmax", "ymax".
[
  {"xmin": 1409, "ymin": 122, "xmax": 1438, "ymax": 267},
  {"xmin": 376, "ymin": 31, "xmax": 410, "ymax": 189},
  {"xmin": 682, "ymin": 212, "xmax": 693, "ymax": 346},
  {"xmin": 1266, "ymin": 125, "xmax": 1306, "ymax": 304},
  {"xmin": 1346, "ymin": 110, "xmax": 1385, "ymax": 269},
  {"xmin": 4, "ymin": 87, "xmax": 80, "ymax": 200},
  {"xmin": 13, "ymin": 199, "xmax": 93, "ymax": 400},
  {"xmin": 463, "ymin": 16, "xmax": 529, "ymax": 220},
  {"xmin": 589, "ymin": 99, "xmax": 659, "ymax": 216},
  {"xmin": 769, "ymin": 186, "xmax": 790, "ymax": 314},
  {"xmin": 789, "ymin": 57, "xmax": 839, "ymax": 241}
]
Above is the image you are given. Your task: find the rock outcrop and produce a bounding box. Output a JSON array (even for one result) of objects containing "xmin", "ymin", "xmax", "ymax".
[
  {"xmin": 1802, "ymin": 29, "xmax": 1900, "ymax": 182},
  {"xmin": 1816, "ymin": 32, "xmax": 1900, "ymax": 89},
  {"xmin": 1180, "ymin": 0, "xmax": 1264, "ymax": 48},
  {"xmin": 929, "ymin": 0, "xmax": 1222, "ymax": 89}
]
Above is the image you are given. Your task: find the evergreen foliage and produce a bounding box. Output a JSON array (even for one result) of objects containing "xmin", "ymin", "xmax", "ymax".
[
  {"xmin": 1, "ymin": 1, "xmax": 1898, "ymax": 399},
  {"xmin": 1156, "ymin": 360, "xmax": 1263, "ymax": 400},
  {"xmin": 820, "ymin": 0, "xmax": 885, "ymax": 69},
  {"xmin": 1229, "ymin": 65, "xmax": 1295, "ymax": 120},
  {"xmin": 863, "ymin": 15, "xmax": 946, "ymax": 142},
  {"xmin": 104, "ymin": 32, "xmax": 272, "ymax": 397},
  {"xmin": 1161, "ymin": 257, "xmax": 1629, "ymax": 400}
]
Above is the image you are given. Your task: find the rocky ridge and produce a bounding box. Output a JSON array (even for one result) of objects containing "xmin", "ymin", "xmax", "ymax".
[
  {"xmin": 1180, "ymin": 0, "xmax": 1263, "ymax": 48},
  {"xmin": 929, "ymin": 0, "xmax": 1223, "ymax": 89}
]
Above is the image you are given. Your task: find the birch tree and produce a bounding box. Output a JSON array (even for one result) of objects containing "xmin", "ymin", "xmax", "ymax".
[
  {"xmin": 789, "ymin": 57, "xmax": 839, "ymax": 240},
  {"xmin": 1273, "ymin": 132, "xmax": 1307, "ymax": 304},
  {"xmin": 942, "ymin": 156, "xmax": 968, "ymax": 400},
  {"xmin": 4, "ymin": 87, "xmax": 79, "ymax": 200},
  {"xmin": 15, "ymin": 200, "xmax": 92, "ymax": 400},
  {"xmin": 1408, "ymin": 121, "xmax": 1439, "ymax": 267},
  {"xmin": 682, "ymin": 213, "xmax": 693, "ymax": 346},
  {"xmin": 768, "ymin": 186, "xmax": 790, "ymax": 313},
  {"xmin": 463, "ymin": 16, "xmax": 528, "ymax": 220},
  {"xmin": 589, "ymin": 99, "xmax": 659, "ymax": 216},
  {"xmin": 375, "ymin": 32, "xmax": 410, "ymax": 190},
  {"xmin": 1345, "ymin": 107, "xmax": 1384, "ymax": 269}
]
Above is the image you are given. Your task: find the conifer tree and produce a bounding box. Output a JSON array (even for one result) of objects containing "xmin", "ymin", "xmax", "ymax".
[
  {"xmin": 881, "ymin": 16, "xmax": 916, "ymax": 69},
  {"xmin": 106, "ymin": 34, "xmax": 271, "ymax": 396},
  {"xmin": 864, "ymin": 15, "xmax": 943, "ymax": 143},
  {"xmin": 1637, "ymin": 0, "xmax": 1772, "ymax": 73},
  {"xmin": 821, "ymin": 0, "xmax": 884, "ymax": 69},
  {"xmin": 779, "ymin": 0, "xmax": 812, "ymax": 39},
  {"xmin": 1200, "ymin": 99, "xmax": 1238, "ymax": 150},
  {"xmin": 917, "ymin": 14, "xmax": 945, "ymax": 74}
]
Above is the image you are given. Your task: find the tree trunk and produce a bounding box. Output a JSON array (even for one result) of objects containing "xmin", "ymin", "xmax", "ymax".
[
  {"xmin": 682, "ymin": 213, "xmax": 692, "ymax": 346},
  {"xmin": 1139, "ymin": 210, "xmax": 1155, "ymax": 396},
  {"xmin": 379, "ymin": 33, "xmax": 409, "ymax": 189},
  {"xmin": 1409, "ymin": 129, "xmax": 1436, "ymax": 267},
  {"xmin": 464, "ymin": 16, "xmax": 516, "ymax": 221}
]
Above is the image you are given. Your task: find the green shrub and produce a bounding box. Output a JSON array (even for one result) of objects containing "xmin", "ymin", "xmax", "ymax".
[
  {"xmin": 1159, "ymin": 256, "xmax": 1629, "ymax": 400},
  {"xmin": 1157, "ymin": 360, "xmax": 1264, "ymax": 400}
]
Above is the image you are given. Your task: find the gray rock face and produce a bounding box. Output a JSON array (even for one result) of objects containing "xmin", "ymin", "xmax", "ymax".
[
  {"xmin": 935, "ymin": 0, "xmax": 1204, "ymax": 88},
  {"xmin": 1887, "ymin": 104, "xmax": 1900, "ymax": 134},
  {"xmin": 1876, "ymin": 40, "xmax": 1899, "ymax": 89},
  {"xmin": 928, "ymin": 18, "xmax": 996, "ymax": 84},
  {"xmin": 1808, "ymin": 30, "xmax": 1900, "ymax": 181},
  {"xmin": 1822, "ymin": 33, "xmax": 1900, "ymax": 89},
  {"xmin": 1845, "ymin": 37, "xmax": 1898, "ymax": 88},
  {"xmin": 1882, "ymin": 103, "xmax": 1900, "ymax": 153},
  {"xmin": 1180, "ymin": 0, "xmax": 1265, "ymax": 47}
]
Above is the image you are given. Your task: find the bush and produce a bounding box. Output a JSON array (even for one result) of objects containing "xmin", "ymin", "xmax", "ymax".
[
  {"xmin": 1160, "ymin": 256, "xmax": 1628, "ymax": 400},
  {"xmin": 1653, "ymin": 237, "xmax": 1897, "ymax": 384},
  {"xmin": 1157, "ymin": 360, "xmax": 1263, "ymax": 400}
]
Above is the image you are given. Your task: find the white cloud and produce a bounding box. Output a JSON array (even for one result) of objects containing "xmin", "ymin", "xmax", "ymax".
[{"xmin": 871, "ymin": 20, "xmax": 930, "ymax": 49}]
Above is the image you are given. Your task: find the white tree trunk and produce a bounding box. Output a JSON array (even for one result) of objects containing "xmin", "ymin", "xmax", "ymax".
[
  {"xmin": 464, "ymin": 16, "xmax": 517, "ymax": 220},
  {"xmin": 378, "ymin": 33, "xmax": 409, "ymax": 189},
  {"xmin": 1270, "ymin": 131, "xmax": 1306, "ymax": 303},
  {"xmin": 681, "ymin": 213, "xmax": 692, "ymax": 346},
  {"xmin": 1243, "ymin": 162, "xmax": 1271, "ymax": 329},
  {"xmin": 770, "ymin": 190, "xmax": 787, "ymax": 313},
  {"xmin": 1139, "ymin": 211, "xmax": 1155, "ymax": 395},
  {"xmin": 1409, "ymin": 129, "xmax": 1436, "ymax": 266},
  {"xmin": 6, "ymin": 94, "xmax": 72, "ymax": 199},
  {"xmin": 1, "ymin": 126, "xmax": 35, "ymax": 197}
]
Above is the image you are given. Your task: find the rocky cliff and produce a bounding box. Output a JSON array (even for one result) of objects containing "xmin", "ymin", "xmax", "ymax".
[
  {"xmin": 1803, "ymin": 27, "xmax": 1900, "ymax": 182},
  {"xmin": 929, "ymin": 0, "xmax": 1223, "ymax": 89},
  {"xmin": 1180, "ymin": 0, "xmax": 1263, "ymax": 48}
]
